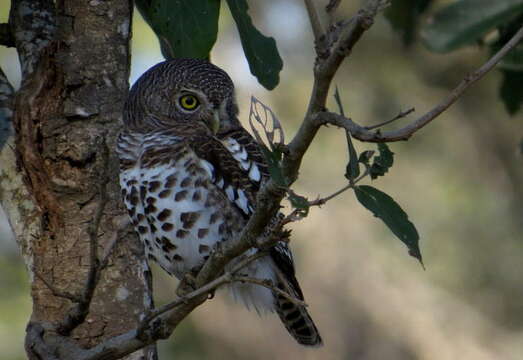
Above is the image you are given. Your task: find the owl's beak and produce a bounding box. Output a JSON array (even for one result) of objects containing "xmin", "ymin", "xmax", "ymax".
[{"xmin": 207, "ymin": 109, "xmax": 220, "ymax": 135}]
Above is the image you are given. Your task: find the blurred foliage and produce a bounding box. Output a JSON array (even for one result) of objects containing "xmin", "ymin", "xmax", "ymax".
[
  {"xmin": 136, "ymin": 0, "xmax": 282, "ymax": 89},
  {"xmin": 384, "ymin": 0, "xmax": 433, "ymax": 46},
  {"xmin": 385, "ymin": 0, "xmax": 523, "ymax": 115}
]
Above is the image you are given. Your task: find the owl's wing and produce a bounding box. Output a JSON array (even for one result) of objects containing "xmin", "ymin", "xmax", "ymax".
[
  {"xmin": 219, "ymin": 128, "xmax": 269, "ymax": 190},
  {"xmin": 219, "ymin": 126, "xmax": 321, "ymax": 344},
  {"xmin": 188, "ymin": 132, "xmax": 259, "ymax": 219},
  {"xmin": 218, "ymin": 128, "xmax": 302, "ymax": 296}
]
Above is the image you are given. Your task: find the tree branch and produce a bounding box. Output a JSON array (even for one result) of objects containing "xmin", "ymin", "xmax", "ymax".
[
  {"xmin": 19, "ymin": 2, "xmax": 523, "ymax": 359},
  {"xmin": 9, "ymin": 0, "xmax": 56, "ymax": 78},
  {"xmin": 319, "ymin": 23, "xmax": 523, "ymax": 143},
  {"xmin": 365, "ymin": 107, "xmax": 415, "ymax": 130},
  {"xmin": 303, "ymin": 0, "xmax": 323, "ymax": 43},
  {"xmin": 286, "ymin": 0, "xmax": 383, "ymax": 179}
]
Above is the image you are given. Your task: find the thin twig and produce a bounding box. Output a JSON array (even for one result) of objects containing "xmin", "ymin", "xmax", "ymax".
[
  {"xmin": 138, "ymin": 251, "xmax": 269, "ymax": 337},
  {"xmin": 309, "ymin": 168, "xmax": 370, "ymax": 207},
  {"xmin": 232, "ymin": 276, "xmax": 308, "ymax": 307},
  {"xmin": 321, "ymin": 24, "xmax": 523, "ymax": 142},
  {"xmin": 365, "ymin": 107, "xmax": 415, "ymax": 130},
  {"xmin": 303, "ymin": 0, "xmax": 324, "ymax": 42}
]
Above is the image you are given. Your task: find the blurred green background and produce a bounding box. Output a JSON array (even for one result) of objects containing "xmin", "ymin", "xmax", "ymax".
[{"xmin": 1, "ymin": 1, "xmax": 523, "ymax": 359}]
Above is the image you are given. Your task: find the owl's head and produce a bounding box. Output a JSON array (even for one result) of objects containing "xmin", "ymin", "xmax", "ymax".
[{"xmin": 124, "ymin": 58, "xmax": 240, "ymax": 134}]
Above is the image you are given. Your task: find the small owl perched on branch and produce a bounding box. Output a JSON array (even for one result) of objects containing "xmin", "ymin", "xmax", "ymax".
[{"xmin": 116, "ymin": 58, "xmax": 322, "ymax": 347}]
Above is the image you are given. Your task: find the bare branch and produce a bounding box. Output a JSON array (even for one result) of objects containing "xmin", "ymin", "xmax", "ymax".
[
  {"xmin": 303, "ymin": 0, "xmax": 324, "ymax": 43},
  {"xmin": 320, "ymin": 24, "xmax": 523, "ymax": 143},
  {"xmin": 10, "ymin": 0, "xmax": 56, "ymax": 78},
  {"xmin": 286, "ymin": 2, "xmax": 383, "ymax": 182},
  {"xmin": 365, "ymin": 107, "xmax": 415, "ymax": 130}
]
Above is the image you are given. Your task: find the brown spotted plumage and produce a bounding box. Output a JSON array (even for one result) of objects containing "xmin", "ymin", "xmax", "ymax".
[{"xmin": 116, "ymin": 58, "xmax": 322, "ymax": 347}]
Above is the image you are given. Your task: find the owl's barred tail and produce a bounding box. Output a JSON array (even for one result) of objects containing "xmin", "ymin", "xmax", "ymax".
[{"xmin": 274, "ymin": 281, "xmax": 323, "ymax": 347}]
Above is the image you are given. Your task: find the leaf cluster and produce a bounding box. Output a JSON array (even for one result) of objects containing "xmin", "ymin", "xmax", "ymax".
[
  {"xmin": 249, "ymin": 94, "xmax": 423, "ymax": 266},
  {"xmin": 135, "ymin": 0, "xmax": 282, "ymax": 89}
]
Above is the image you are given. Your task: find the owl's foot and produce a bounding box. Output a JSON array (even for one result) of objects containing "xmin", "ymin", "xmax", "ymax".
[{"xmin": 176, "ymin": 272, "xmax": 197, "ymax": 298}]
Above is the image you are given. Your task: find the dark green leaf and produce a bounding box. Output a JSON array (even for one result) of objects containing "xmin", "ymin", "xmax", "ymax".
[
  {"xmin": 500, "ymin": 70, "xmax": 523, "ymax": 115},
  {"xmin": 345, "ymin": 133, "xmax": 360, "ymax": 181},
  {"xmin": 498, "ymin": 44, "xmax": 523, "ymax": 71},
  {"xmin": 333, "ymin": 87, "xmax": 360, "ymax": 180},
  {"xmin": 491, "ymin": 13, "xmax": 523, "ymax": 71},
  {"xmin": 260, "ymin": 146, "xmax": 286, "ymax": 187},
  {"xmin": 358, "ymin": 150, "xmax": 375, "ymax": 166},
  {"xmin": 384, "ymin": 0, "xmax": 433, "ymax": 46},
  {"xmin": 135, "ymin": 0, "xmax": 220, "ymax": 59},
  {"xmin": 226, "ymin": 0, "xmax": 283, "ymax": 89},
  {"xmin": 421, "ymin": 0, "xmax": 523, "ymax": 52},
  {"xmin": 354, "ymin": 185, "xmax": 423, "ymax": 264},
  {"xmin": 288, "ymin": 192, "xmax": 310, "ymax": 217},
  {"xmin": 370, "ymin": 143, "xmax": 394, "ymax": 179}
]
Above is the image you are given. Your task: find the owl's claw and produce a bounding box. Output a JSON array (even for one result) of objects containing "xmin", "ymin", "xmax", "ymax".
[{"xmin": 176, "ymin": 272, "xmax": 197, "ymax": 297}]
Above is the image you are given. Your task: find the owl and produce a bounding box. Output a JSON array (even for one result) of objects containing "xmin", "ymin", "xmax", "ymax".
[{"xmin": 116, "ymin": 58, "xmax": 322, "ymax": 347}]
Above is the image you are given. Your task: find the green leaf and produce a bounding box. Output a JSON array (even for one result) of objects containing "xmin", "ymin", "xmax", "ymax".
[
  {"xmin": 135, "ymin": 0, "xmax": 220, "ymax": 59},
  {"xmin": 492, "ymin": 14, "xmax": 523, "ymax": 71},
  {"xmin": 358, "ymin": 150, "xmax": 375, "ymax": 166},
  {"xmin": 226, "ymin": 0, "xmax": 283, "ymax": 89},
  {"xmin": 384, "ymin": 0, "xmax": 433, "ymax": 46},
  {"xmin": 260, "ymin": 146, "xmax": 286, "ymax": 187},
  {"xmin": 354, "ymin": 185, "xmax": 423, "ymax": 265},
  {"xmin": 345, "ymin": 132, "xmax": 360, "ymax": 181},
  {"xmin": 370, "ymin": 143, "xmax": 394, "ymax": 180},
  {"xmin": 500, "ymin": 70, "xmax": 523, "ymax": 115},
  {"xmin": 333, "ymin": 87, "xmax": 360, "ymax": 180},
  {"xmin": 288, "ymin": 192, "xmax": 310, "ymax": 217},
  {"xmin": 421, "ymin": 0, "xmax": 523, "ymax": 52},
  {"xmin": 498, "ymin": 44, "xmax": 523, "ymax": 71}
]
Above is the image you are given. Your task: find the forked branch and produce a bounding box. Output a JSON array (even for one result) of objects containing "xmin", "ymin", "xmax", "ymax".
[{"xmin": 319, "ymin": 24, "xmax": 523, "ymax": 142}]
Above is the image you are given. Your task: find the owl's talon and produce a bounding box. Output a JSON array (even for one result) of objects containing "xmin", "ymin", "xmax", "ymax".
[{"xmin": 176, "ymin": 272, "xmax": 197, "ymax": 297}]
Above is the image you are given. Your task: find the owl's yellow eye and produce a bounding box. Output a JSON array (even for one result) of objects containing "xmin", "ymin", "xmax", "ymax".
[{"xmin": 179, "ymin": 94, "xmax": 199, "ymax": 110}]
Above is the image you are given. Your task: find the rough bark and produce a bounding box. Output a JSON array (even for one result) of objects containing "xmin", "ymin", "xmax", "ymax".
[{"xmin": 0, "ymin": 0, "xmax": 157, "ymax": 358}]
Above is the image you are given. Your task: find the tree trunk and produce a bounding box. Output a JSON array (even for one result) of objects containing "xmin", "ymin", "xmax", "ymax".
[{"xmin": 0, "ymin": 1, "xmax": 157, "ymax": 358}]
